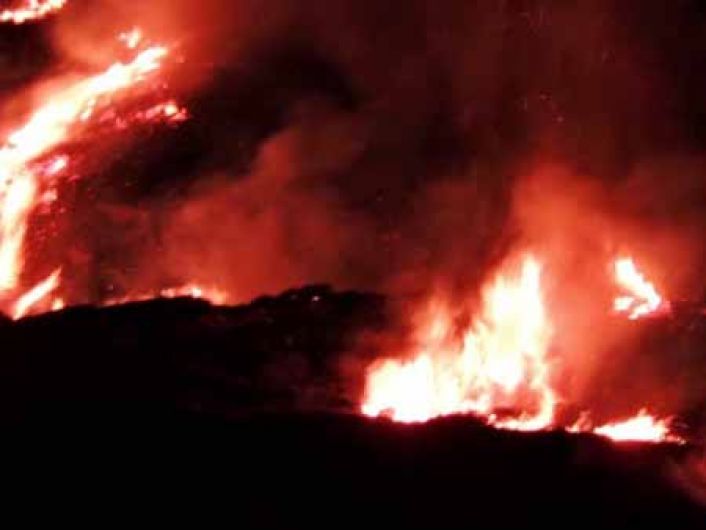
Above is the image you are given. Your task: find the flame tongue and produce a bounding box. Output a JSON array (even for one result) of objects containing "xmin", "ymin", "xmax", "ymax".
[
  {"xmin": 0, "ymin": 32, "xmax": 183, "ymax": 318},
  {"xmin": 0, "ymin": 0, "xmax": 67, "ymax": 24},
  {"xmin": 361, "ymin": 255, "xmax": 684, "ymax": 444},
  {"xmin": 613, "ymin": 257, "xmax": 666, "ymax": 320},
  {"xmin": 593, "ymin": 411, "xmax": 677, "ymax": 443},
  {"xmin": 362, "ymin": 255, "xmax": 557, "ymax": 430},
  {"xmin": 12, "ymin": 268, "xmax": 60, "ymax": 319},
  {"xmin": 571, "ymin": 409, "xmax": 683, "ymax": 444}
]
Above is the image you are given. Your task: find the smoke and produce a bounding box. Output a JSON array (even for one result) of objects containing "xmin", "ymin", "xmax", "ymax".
[
  {"xmin": 8, "ymin": 0, "xmax": 698, "ymax": 301},
  {"xmin": 153, "ymin": 103, "xmax": 376, "ymax": 300},
  {"xmin": 3, "ymin": 1, "xmax": 706, "ymax": 422},
  {"xmin": 141, "ymin": 0, "xmax": 706, "ymax": 295},
  {"xmin": 512, "ymin": 161, "xmax": 706, "ymax": 418},
  {"xmin": 58, "ymin": 1, "xmax": 706, "ymax": 420}
]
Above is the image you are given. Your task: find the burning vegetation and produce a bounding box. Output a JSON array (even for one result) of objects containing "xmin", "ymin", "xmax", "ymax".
[
  {"xmin": 361, "ymin": 252, "xmax": 684, "ymax": 443},
  {"xmin": 0, "ymin": 0, "xmax": 66, "ymax": 25},
  {"xmin": 0, "ymin": 3, "xmax": 705, "ymax": 517}
]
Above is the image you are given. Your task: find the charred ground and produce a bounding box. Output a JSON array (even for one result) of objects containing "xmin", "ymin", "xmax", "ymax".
[{"xmin": 0, "ymin": 286, "xmax": 705, "ymax": 527}]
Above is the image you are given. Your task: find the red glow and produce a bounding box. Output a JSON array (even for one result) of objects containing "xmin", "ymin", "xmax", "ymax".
[
  {"xmin": 362, "ymin": 254, "xmax": 685, "ymax": 444},
  {"xmin": 119, "ymin": 28, "xmax": 143, "ymax": 50},
  {"xmin": 571, "ymin": 409, "xmax": 683, "ymax": 444},
  {"xmin": 0, "ymin": 30, "xmax": 187, "ymax": 318},
  {"xmin": 362, "ymin": 255, "xmax": 557, "ymax": 431},
  {"xmin": 104, "ymin": 284, "xmax": 230, "ymax": 307},
  {"xmin": 0, "ymin": 0, "xmax": 66, "ymax": 24},
  {"xmin": 613, "ymin": 257, "xmax": 667, "ymax": 320},
  {"xmin": 12, "ymin": 268, "xmax": 61, "ymax": 319}
]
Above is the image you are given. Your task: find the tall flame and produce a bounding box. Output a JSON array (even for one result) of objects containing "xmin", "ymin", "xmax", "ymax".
[
  {"xmin": 613, "ymin": 257, "xmax": 665, "ymax": 320},
  {"xmin": 0, "ymin": 32, "xmax": 183, "ymax": 318},
  {"xmin": 362, "ymin": 255, "xmax": 557, "ymax": 430},
  {"xmin": 0, "ymin": 0, "xmax": 67, "ymax": 24}
]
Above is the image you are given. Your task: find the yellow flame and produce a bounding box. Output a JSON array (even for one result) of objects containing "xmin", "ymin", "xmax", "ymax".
[
  {"xmin": 362, "ymin": 255, "xmax": 556, "ymax": 430},
  {"xmin": 613, "ymin": 257, "xmax": 664, "ymax": 320},
  {"xmin": 591, "ymin": 409, "xmax": 682, "ymax": 443},
  {"xmin": 12, "ymin": 268, "xmax": 61, "ymax": 319},
  {"xmin": 0, "ymin": 34, "xmax": 176, "ymax": 315},
  {"xmin": 103, "ymin": 284, "xmax": 230, "ymax": 307},
  {"xmin": 0, "ymin": 0, "xmax": 67, "ymax": 25}
]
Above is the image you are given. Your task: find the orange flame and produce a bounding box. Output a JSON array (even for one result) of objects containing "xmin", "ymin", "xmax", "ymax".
[
  {"xmin": 12, "ymin": 268, "xmax": 60, "ymax": 319},
  {"xmin": 613, "ymin": 257, "xmax": 666, "ymax": 319},
  {"xmin": 592, "ymin": 409, "xmax": 683, "ymax": 443},
  {"xmin": 0, "ymin": 32, "xmax": 184, "ymax": 318},
  {"xmin": 104, "ymin": 284, "xmax": 230, "ymax": 307},
  {"xmin": 362, "ymin": 255, "xmax": 557, "ymax": 430},
  {"xmin": 118, "ymin": 28, "xmax": 143, "ymax": 50},
  {"xmin": 0, "ymin": 0, "xmax": 67, "ymax": 24}
]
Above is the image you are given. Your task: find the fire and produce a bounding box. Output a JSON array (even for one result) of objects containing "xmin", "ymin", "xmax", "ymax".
[
  {"xmin": 133, "ymin": 100, "xmax": 188, "ymax": 124},
  {"xmin": 591, "ymin": 410, "xmax": 682, "ymax": 444},
  {"xmin": 104, "ymin": 284, "xmax": 230, "ymax": 307},
  {"xmin": 362, "ymin": 255, "xmax": 685, "ymax": 443},
  {"xmin": 362, "ymin": 255, "xmax": 557, "ymax": 430},
  {"xmin": 158, "ymin": 284, "xmax": 229, "ymax": 304},
  {"xmin": 0, "ymin": 31, "xmax": 185, "ymax": 318},
  {"xmin": 613, "ymin": 257, "xmax": 666, "ymax": 319},
  {"xmin": 119, "ymin": 28, "xmax": 143, "ymax": 50},
  {"xmin": 0, "ymin": 0, "xmax": 67, "ymax": 24},
  {"xmin": 568, "ymin": 410, "xmax": 682, "ymax": 443},
  {"xmin": 12, "ymin": 268, "xmax": 60, "ymax": 319}
]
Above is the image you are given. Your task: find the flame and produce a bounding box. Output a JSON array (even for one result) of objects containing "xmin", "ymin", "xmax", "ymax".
[
  {"xmin": 0, "ymin": 31, "xmax": 185, "ymax": 318},
  {"xmin": 104, "ymin": 284, "xmax": 230, "ymax": 307},
  {"xmin": 0, "ymin": 0, "xmax": 66, "ymax": 24},
  {"xmin": 158, "ymin": 284, "xmax": 229, "ymax": 304},
  {"xmin": 132, "ymin": 100, "xmax": 188, "ymax": 124},
  {"xmin": 583, "ymin": 409, "xmax": 683, "ymax": 444},
  {"xmin": 362, "ymin": 255, "xmax": 557, "ymax": 430},
  {"xmin": 613, "ymin": 257, "xmax": 666, "ymax": 319},
  {"xmin": 119, "ymin": 28, "xmax": 143, "ymax": 50},
  {"xmin": 12, "ymin": 268, "xmax": 60, "ymax": 319}
]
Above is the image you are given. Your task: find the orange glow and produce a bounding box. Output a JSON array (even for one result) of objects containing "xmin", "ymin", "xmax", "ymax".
[
  {"xmin": 362, "ymin": 255, "xmax": 557, "ymax": 430},
  {"xmin": 0, "ymin": 31, "xmax": 185, "ymax": 317},
  {"xmin": 134, "ymin": 100, "xmax": 188, "ymax": 124},
  {"xmin": 51, "ymin": 297, "xmax": 64, "ymax": 311},
  {"xmin": 12, "ymin": 268, "xmax": 60, "ymax": 319},
  {"xmin": 159, "ymin": 284, "xmax": 229, "ymax": 304},
  {"xmin": 104, "ymin": 284, "xmax": 230, "ymax": 307},
  {"xmin": 119, "ymin": 28, "xmax": 143, "ymax": 50},
  {"xmin": 591, "ymin": 410, "xmax": 682, "ymax": 444},
  {"xmin": 0, "ymin": 0, "xmax": 66, "ymax": 24},
  {"xmin": 613, "ymin": 257, "xmax": 666, "ymax": 319}
]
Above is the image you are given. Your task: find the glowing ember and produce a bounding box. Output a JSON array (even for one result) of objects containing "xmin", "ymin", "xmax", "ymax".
[
  {"xmin": 104, "ymin": 284, "xmax": 230, "ymax": 307},
  {"xmin": 159, "ymin": 284, "xmax": 229, "ymax": 304},
  {"xmin": 591, "ymin": 410, "xmax": 682, "ymax": 444},
  {"xmin": 12, "ymin": 268, "xmax": 60, "ymax": 319},
  {"xmin": 119, "ymin": 28, "xmax": 143, "ymax": 50},
  {"xmin": 0, "ymin": 0, "xmax": 66, "ymax": 24},
  {"xmin": 362, "ymin": 255, "xmax": 557, "ymax": 430},
  {"xmin": 0, "ymin": 31, "xmax": 186, "ymax": 318},
  {"xmin": 133, "ymin": 100, "xmax": 188, "ymax": 124},
  {"xmin": 613, "ymin": 257, "xmax": 666, "ymax": 320}
]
